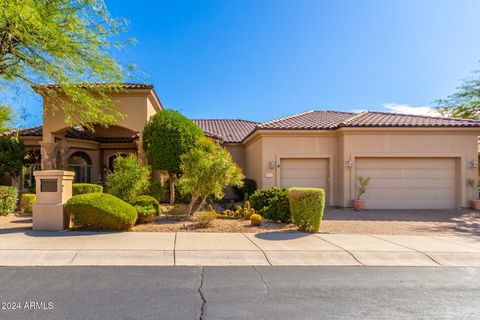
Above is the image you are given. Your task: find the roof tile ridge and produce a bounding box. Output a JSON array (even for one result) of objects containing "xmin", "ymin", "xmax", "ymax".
[
  {"xmin": 258, "ymin": 110, "xmax": 315, "ymax": 127},
  {"xmin": 339, "ymin": 111, "xmax": 369, "ymax": 127},
  {"xmin": 367, "ymin": 110, "xmax": 479, "ymax": 122}
]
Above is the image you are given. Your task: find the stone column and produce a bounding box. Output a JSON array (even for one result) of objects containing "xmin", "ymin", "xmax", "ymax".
[
  {"xmin": 39, "ymin": 142, "xmax": 58, "ymax": 170},
  {"xmin": 57, "ymin": 140, "xmax": 70, "ymax": 169}
]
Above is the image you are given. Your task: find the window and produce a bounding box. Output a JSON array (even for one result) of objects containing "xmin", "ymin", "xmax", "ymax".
[{"xmin": 69, "ymin": 152, "xmax": 93, "ymax": 183}]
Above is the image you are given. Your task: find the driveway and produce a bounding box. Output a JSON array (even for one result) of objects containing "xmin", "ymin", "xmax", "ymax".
[{"xmin": 322, "ymin": 208, "xmax": 480, "ymax": 236}]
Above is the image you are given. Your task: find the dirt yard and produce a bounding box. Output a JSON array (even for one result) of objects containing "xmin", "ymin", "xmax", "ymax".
[{"xmin": 2, "ymin": 206, "xmax": 479, "ymax": 236}]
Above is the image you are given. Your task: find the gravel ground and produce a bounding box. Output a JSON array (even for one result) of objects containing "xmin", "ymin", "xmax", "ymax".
[{"xmin": 1, "ymin": 207, "xmax": 479, "ymax": 235}]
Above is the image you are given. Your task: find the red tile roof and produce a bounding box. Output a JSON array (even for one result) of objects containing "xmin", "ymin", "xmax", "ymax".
[
  {"xmin": 10, "ymin": 110, "xmax": 480, "ymax": 145},
  {"xmin": 258, "ymin": 110, "xmax": 356, "ymax": 130},
  {"xmin": 193, "ymin": 119, "xmax": 259, "ymax": 143},
  {"xmin": 33, "ymin": 82, "xmax": 153, "ymax": 90}
]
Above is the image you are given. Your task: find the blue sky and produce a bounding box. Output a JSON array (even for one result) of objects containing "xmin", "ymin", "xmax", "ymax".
[{"xmin": 9, "ymin": 0, "xmax": 480, "ymax": 127}]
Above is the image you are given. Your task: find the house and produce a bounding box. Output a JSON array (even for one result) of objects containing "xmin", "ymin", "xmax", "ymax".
[{"xmin": 9, "ymin": 83, "xmax": 480, "ymax": 209}]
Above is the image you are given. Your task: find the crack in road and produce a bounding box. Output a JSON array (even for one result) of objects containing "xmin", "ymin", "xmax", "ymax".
[
  {"xmin": 252, "ymin": 266, "xmax": 271, "ymax": 303},
  {"xmin": 197, "ymin": 266, "xmax": 206, "ymax": 320}
]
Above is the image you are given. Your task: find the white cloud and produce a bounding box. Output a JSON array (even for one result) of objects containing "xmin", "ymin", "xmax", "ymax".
[{"xmin": 382, "ymin": 103, "xmax": 441, "ymax": 117}]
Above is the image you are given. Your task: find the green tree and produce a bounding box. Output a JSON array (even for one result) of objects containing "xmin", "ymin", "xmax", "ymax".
[
  {"xmin": 0, "ymin": 0, "xmax": 135, "ymax": 129},
  {"xmin": 142, "ymin": 109, "xmax": 204, "ymax": 205},
  {"xmin": 179, "ymin": 137, "xmax": 244, "ymax": 214},
  {"xmin": 436, "ymin": 68, "xmax": 480, "ymax": 119},
  {"xmin": 0, "ymin": 135, "xmax": 24, "ymax": 181},
  {"xmin": 0, "ymin": 105, "xmax": 13, "ymax": 132},
  {"xmin": 106, "ymin": 154, "xmax": 150, "ymax": 203}
]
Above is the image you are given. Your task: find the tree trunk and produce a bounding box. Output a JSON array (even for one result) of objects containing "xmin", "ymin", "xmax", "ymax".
[
  {"xmin": 198, "ymin": 196, "xmax": 208, "ymax": 212},
  {"xmin": 186, "ymin": 194, "xmax": 199, "ymax": 215},
  {"xmin": 168, "ymin": 172, "xmax": 175, "ymax": 205}
]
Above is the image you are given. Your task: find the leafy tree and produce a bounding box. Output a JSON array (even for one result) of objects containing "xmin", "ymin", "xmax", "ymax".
[
  {"xmin": 106, "ymin": 154, "xmax": 150, "ymax": 203},
  {"xmin": 178, "ymin": 137, "xmax": 244, "ymax": 214},
  {"xmin": 0, "ymin": 135, "xmax": 24, "ymax": 180},
  {"xmin": 142, "ymin": 109, "xmax": 203, "ymax": 205},
  {"xmin": 0, "ymin": 104, "xmax": 13, "ymax": 132},
  {"xmin": 436, "ymin": 68, "xmax": 480, "ymax": 119},
  {"xmin": 0, "ymin": 0, "xmax": 135, "ymax": 129}
]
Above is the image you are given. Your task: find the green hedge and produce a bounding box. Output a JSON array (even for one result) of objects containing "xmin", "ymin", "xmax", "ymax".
[
  {"xmin": 65, "ymin": 193, "xmax": 137, "ymax": 231},
  {"xmin": 288, "ymin": 188, "xmax": 325, "ymax": 233},
  {"xmin": 0, "ymin": 186, "xmax": 18, "ymax": 216},
  {"xmin": 72, "ymin": 183, "xmax": 103, "ymax": 195},
  {"xmin": 20, "ymin": 193, "xmax": 36, "ymax": 213},
  {"xmin": 250, "ymin": 187, "xmax": 291, "ymax": 222},
  {"xmin": 131, "ymin": 195, "xmax": 160, "ymax": 223}
]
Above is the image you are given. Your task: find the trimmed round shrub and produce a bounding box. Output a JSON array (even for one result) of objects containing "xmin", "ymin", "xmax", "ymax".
[
  {"xmin": 65, "ymin": 193, "xmax": 137, "ymax": 231},
  {"xmin": 250, "ymin": 187, "xmax": 291, "ymax": 222},
  {"xmin": 20, "ymin": 193, "xmax": 36, "ymax": 213},
  {"xmin": 0, "ymin": 186, "xmax": 18, "ymax": 215},
  {"xmin": 288, "ymin": 188, "xmax": 325, "ymax": 233},
  {"xmin": 233, "ymin": 178, "xmax": 257, "ymax": 201},
  {"xmin": 73, "ymin": 183, "xmax": 103, "ymax": 195},
  {"xmin": 250, "ymin": 213, "xmax": 263, "ymax": 226},
  {"xmin": 131, "ymin": 195, "xmax": 160, "ymax": 223}
]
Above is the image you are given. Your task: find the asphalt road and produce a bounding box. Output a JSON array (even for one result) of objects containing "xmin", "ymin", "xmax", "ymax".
[{"xmin": 0, "ymin": 266, "xmax": 478, "ymax": 320}]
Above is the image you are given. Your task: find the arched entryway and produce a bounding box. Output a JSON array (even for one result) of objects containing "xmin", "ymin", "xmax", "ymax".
[
  {"xmin": 69, "ymin": 151, "xmax": 93, "ymax": 183},
  {"xmin": 108, "ymin": 153, "xmax": 129, "ymax": 172}
]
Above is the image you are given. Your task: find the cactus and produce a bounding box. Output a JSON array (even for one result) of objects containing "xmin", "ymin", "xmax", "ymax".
[{"xmin": 250, "ymin": 213, "xmax": 263, "ymax": 226}]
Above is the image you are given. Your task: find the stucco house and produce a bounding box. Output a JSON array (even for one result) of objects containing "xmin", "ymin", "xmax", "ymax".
[{"xmin": 8, "ymin": 83, "xmax": 480, "ymax": 210}]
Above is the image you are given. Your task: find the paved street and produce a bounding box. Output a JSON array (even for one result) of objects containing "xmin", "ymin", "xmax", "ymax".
[
  {"xmin": 0, "ymin": 266, "xmax": 478, "ymax": 320},
  {"xmin": 0, "ymin": 231, "xmax": 479, "ymax": 266}
]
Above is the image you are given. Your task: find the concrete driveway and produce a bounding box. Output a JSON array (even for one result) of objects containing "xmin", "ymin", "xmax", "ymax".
[{"xmin": 322, "ymin": 208, "xmax": 480, "ymax": 236}]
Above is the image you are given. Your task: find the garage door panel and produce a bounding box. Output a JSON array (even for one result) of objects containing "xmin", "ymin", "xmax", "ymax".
[
  {"xmin": 356, "ymin": 158, "xmax": 456, "ymax": 209},
  {"xmin": 280, "ymin": 159, "xmax": 329, "ymax": 197}
]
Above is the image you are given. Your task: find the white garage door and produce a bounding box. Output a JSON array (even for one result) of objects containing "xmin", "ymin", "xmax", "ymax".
[
  {"xmin": 280, "ymin": 158, "xmax": 329, "ymax": 201},
  {"xmin": 355, "ymin": 158, "xmax": 456, "ymax": 209}
]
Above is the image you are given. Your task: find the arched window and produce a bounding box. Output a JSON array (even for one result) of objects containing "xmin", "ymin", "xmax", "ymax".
[{"xmin": 69, "ymin": 151, "xmax": 93, "ymax": 183}]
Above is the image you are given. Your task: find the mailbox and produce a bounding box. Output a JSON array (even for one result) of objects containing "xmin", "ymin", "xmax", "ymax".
[{"xmin": 32, "ymin": 170, "xmax": 75, "ymax": 231}]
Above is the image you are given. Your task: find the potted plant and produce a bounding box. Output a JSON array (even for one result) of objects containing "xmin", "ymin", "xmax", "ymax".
[
  {"xmin": 466, "ymin": 178, "xmax": 480, "ymax": 210},
  {"xmin": 352, "ymin": 176, "xmax": 370, "ymax": 211}
]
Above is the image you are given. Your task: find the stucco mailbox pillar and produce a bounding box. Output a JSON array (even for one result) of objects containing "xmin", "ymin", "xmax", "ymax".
[{"xmin": 32, "ymin": 170, "xmax": 75, "ymax": 231}]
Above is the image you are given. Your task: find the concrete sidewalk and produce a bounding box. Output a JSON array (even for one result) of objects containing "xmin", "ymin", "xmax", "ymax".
[{"xmin": 0, "ymin": 231, "xmax": 479, "ymax": 267}]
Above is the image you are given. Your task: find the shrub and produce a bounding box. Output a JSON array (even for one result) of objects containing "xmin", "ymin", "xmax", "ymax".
[
  {"xmin": 106, "ymin": 154, "xmax": 151, "ymax": 203},
  {"xmin": 0, "ymin": 186, "xmax": 18, "ymax": 215},
  {"xmin": 131, "ymin": 195, "xmax": 160, "ymax": 223},
  {"xmin": 233, "ymin": 178, "xmax": 257, "ymax": 201},
  {"xmin": 148, "ymin": 180, "xmax": 165, "ymax": 202},
  {"xmin": 197, "ymin": 207, "xmax": 217, "ymax": 228},
  {"xmin": 250, "ymin": 213, "xmax": 263, "ymax": 226},
  {"xmin": 20, "ymin": 193, "xmax": 36, "ymax": 213},
  {"xmin": 288, "ymin": 188, "xmax": 325, "ymax": 233},
  {"xmin": 250, "ymin": 187, "xmax": 291, "ymax": 222},
  {"xmin": 73, "ymin": 183, "xmax": 103, "ymax": 195},
  {"xmin": 65, "ymin": 193, "xmax": 137, "ymax": 231}
]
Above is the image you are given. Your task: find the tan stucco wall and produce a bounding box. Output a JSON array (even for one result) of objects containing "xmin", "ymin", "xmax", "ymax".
[
  {"xmin": 224, "ymin": 144, "xmax": 246, "ymax": 169},
  {"xmin": 244, "ymin": 128, "xmax": 480, "ymax": 208}
]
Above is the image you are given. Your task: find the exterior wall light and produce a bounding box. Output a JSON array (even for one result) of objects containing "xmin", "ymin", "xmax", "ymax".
[
  {"xmin": 268, "ymin": 160, "xmax": 275, "ymax": 169},
  {"xmin": 469, "ymin": 160, "xmax": 478, "ymax": 169},
  {"xmin": 345, "ymin": 160, "xmax": 353, "ymax": 168}
]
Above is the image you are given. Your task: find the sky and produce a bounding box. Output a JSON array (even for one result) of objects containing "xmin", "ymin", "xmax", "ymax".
[{"xmin": 8, "ymin": 0, "xmax": 480, "ymax": 127}]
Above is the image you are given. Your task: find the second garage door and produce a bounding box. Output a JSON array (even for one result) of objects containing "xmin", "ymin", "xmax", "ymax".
[
  {"xmin": 355, "ymin": 157, "xmax": 457, "ymax": 209},
  {"xmin": 280, "ymin": 158, "xmax": 329, "ymax": 200}
]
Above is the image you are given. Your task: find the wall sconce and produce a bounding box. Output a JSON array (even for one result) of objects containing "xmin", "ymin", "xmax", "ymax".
[
  {"xmin": 268, "ymin": 160, "xmax": 275, "ymax": 169},
  {"xmin": 345, "ymin": 160, "xmax": 353, "ymax": 168},
  {"xmin": 469, "ymin": 160, "xmax": 478, "ymax": 169}
]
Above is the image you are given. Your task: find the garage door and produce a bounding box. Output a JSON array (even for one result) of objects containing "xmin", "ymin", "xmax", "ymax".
[
  {"xmin": 355, "ymin": 158, "xmax": 456, "ymax": 209},
  {"xmin": 280, "ymin": 158, "xmax": 329, "ymax": 200}
]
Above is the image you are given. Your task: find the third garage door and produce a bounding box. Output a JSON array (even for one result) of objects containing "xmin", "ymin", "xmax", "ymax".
[
  {"xmin": 355, "ymin": 158, "xmax": 456, "ymax": 209},
  {"xmin": 280, "ymin": 158, "xmax": 329, "ymax": 202}
]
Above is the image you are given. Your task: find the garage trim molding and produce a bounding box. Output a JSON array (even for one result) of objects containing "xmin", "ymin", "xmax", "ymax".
[
  {"xmin": 348, "ymin": 152, "xmax": 466, "ymax": 208},
  {"xmin": 275, "ymin": 154, "xmax": 335, "ymax": 206}
]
